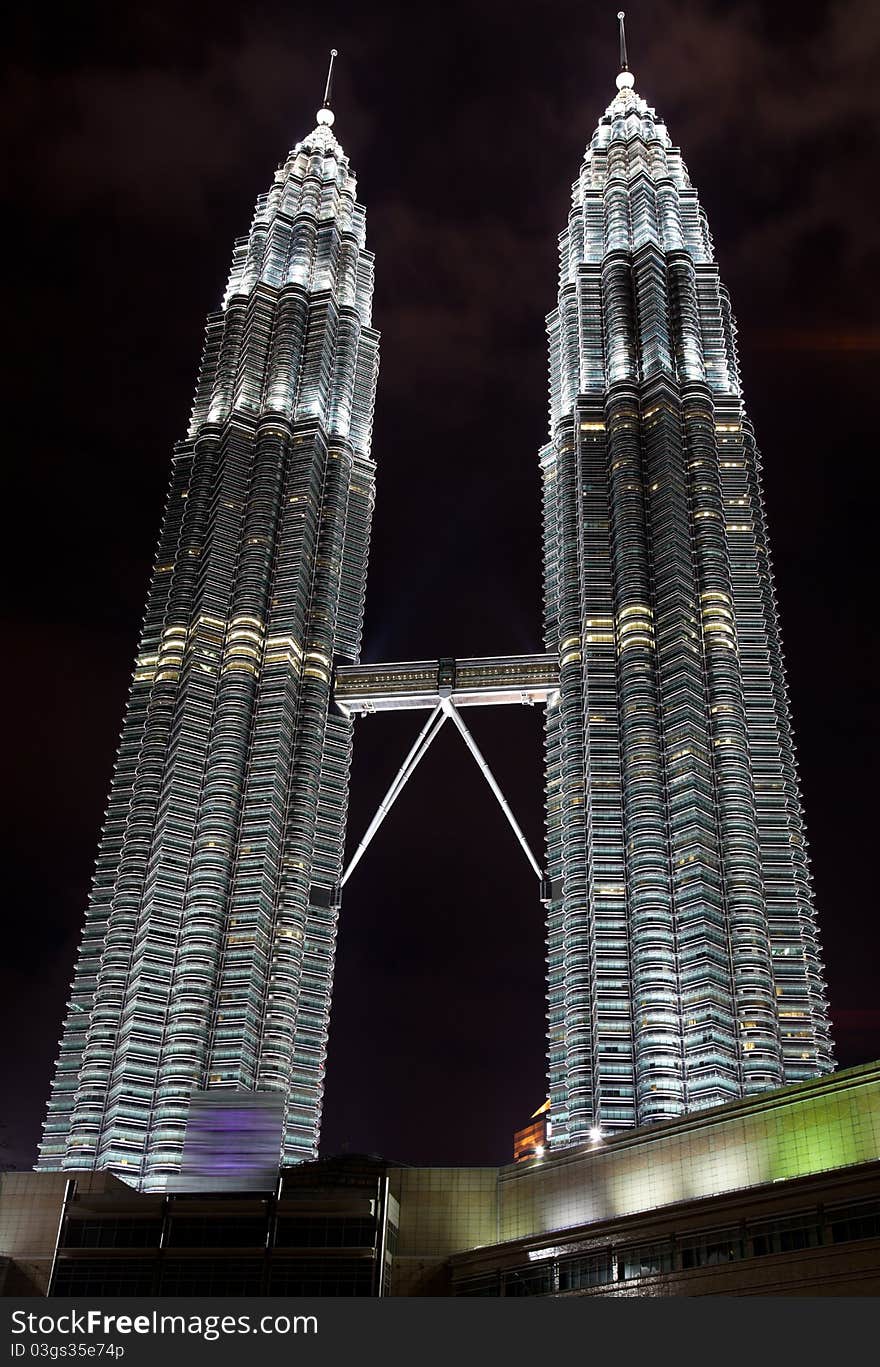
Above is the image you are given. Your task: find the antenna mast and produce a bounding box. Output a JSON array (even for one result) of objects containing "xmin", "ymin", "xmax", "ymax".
[
  {"xmin": 323, "ymin": 47, "xmax": 338, "ymax": 107},
  {"xmin": 617, "ymin": 11, "xmax": 628, "ymax": 71}
]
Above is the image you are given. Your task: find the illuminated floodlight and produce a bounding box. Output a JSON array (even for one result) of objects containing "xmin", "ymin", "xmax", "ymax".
[{"xmin": 589, "ymin": 1127, "xmax": 603, "ymax": 1143}]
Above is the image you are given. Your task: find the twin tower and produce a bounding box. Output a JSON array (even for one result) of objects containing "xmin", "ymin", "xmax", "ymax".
[{"xmin": 39, "ymin": 41, "xmax": 834, "ymax": 1189}]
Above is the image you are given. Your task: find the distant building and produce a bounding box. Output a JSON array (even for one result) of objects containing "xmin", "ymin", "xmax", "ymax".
[
  {"xmin": 513, "ymin": 1101, "xmax": 551, "ymax": 1163},
  {"xmin": 6, "ymin": 1064, "xmax": 878, "ymax": 1297}
]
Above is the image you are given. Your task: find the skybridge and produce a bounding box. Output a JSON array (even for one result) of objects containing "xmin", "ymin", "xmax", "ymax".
[
  {"xmin": 334, "ymin": 653, "xmax": 559, "ymax": 714},
  {"xmin": 333, "ymin": 654, "xmax": 560, "ymax": 898}
]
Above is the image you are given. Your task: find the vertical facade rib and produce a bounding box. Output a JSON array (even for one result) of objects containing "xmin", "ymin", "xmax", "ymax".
[
  {"xmin": 542, "ymin": 69, "xmax": 833, "ymax": 1147},
  {"xmin": 38, "ymin": 108, "xmax": 379, "ymax": 1190}
]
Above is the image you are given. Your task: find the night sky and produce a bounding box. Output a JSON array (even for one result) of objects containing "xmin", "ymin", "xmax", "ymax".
[{"xmin": 2, "ymin": 0, "xmax": 878, "ymax": 1173}]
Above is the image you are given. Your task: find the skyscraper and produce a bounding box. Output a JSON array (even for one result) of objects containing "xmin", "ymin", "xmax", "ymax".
[
  {"xmin": 541, "ymin": 19, "xmax": 834, "ymax": 1148},
  {"xmin": 38, "ymin": 63, "xmax": 380, "ymax": 1189},
  {"xmin": 37, "ymin": 24, "xmax": 836, "ymax": 1189}
]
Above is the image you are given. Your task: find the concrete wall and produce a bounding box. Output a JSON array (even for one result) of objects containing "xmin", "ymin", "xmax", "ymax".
[
  {"xmin": 387, "ymin": 1063, "xmax": 880, "ymax": 1274},
  {"xmin": 499, "ymin": 1063, "xmax": 880, "ymax": 1242},
  {"xmin": 388, "ymin": 1167, "xmax": 499, "ymax": 1295},
  {"xmin": 0, "ymin": 1171, "xmax": 135, "ymax": 1295}
]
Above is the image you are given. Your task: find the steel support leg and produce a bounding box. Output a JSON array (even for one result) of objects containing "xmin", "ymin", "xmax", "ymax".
[
  {"xmin": 442, "ymin": 700, "xmax": 544, "ymax": 882},
  {"xmin": 342, "ymin": 704, "xmax": 447, "ymax": 887}
]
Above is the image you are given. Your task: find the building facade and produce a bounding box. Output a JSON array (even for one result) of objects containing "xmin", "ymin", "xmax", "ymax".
[
  {"xmin": 37, "ymin": 93, "xmax": 380, "ymax": 1189},
  {"xmin": 7, "ymin": 1065, "xmax": 880, "ymax": 1297},
  {"xmin": 540, "ymin": 55, "xmax": 833, "ymax": 1147},
  {"xmin": 513, "ymin": 1100, "xmax": 551, "ymax": 1164}
]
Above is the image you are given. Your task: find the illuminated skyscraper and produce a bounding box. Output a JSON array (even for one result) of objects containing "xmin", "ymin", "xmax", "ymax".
[
  {"xmin": 37, "ymin": 25, "xmax": 837, "ymax": 1189},
  {"xmin": 540, "ymin": 18, "xmax": 834, "ymax": 1147},
  {"xmin": 38, "ymin": 61, "xmax": 380, "ymax": 1189}
]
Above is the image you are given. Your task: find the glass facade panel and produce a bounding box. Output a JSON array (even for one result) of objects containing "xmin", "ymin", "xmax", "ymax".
[{"xmin": 62, "ymin": 1220, "xmax": 162, "ymax": 1249}]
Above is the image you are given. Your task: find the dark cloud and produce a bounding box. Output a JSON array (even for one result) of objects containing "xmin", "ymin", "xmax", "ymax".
[
  {"xmin": 0, "ymin": 5, "xmax": 385, "ymax": 223},
  {"xmin": 3, "ymin": 42, "xmax": 354, "ymax": 221},
  {"xmin": 371, "ymin": 199, "xmax": 546, "ymax": 403},
  {"xmin": 633, "ymin": 0, "xmax": 880, "ymax": 291}
]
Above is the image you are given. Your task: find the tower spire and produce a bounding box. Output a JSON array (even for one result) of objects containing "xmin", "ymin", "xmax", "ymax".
[
  {"xmin": 316, "ymin": 47, "xmax": 338, "ymax": 127},
  {"xmin": 323, "ymin": 48, "xmax": 338, "ymax": 107},
  {"xmin": 617, "ymin": 10, "xmax": 628, "ymax": 71},
  {"xmin": 615, "ymin": 12, "xmax": 635, "ymax": 92}
]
